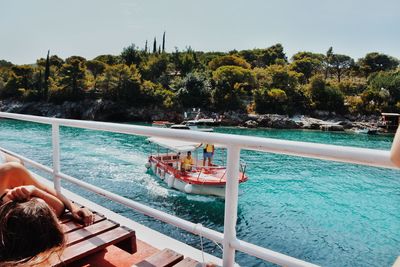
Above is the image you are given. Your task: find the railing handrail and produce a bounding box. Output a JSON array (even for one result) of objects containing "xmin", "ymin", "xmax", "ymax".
[
  {"xmin": 0, "ymin": 112, "xmax": 398, "ymax": 267},
  {"xmin": 0, "ymin": 112, "xmax": 396, "ymax": 169}
]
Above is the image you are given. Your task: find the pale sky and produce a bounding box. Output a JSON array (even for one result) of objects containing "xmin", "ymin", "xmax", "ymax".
[{"xmin": 1, "ymin": 0, "xmax": 399, "ymax": 64}]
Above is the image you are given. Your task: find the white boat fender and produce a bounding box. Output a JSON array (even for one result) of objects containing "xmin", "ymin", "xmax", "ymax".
[
  {"xmin": 145, "ymin": 162, "xmax": 151, "ymax": 169},
  {"xmin": 159, "ymin": 169, "xmax": 165, "ymax": 180},
  {"xmin": 184, "ymin": 184, "xmax": 193, "ymax": 194},
  {"xmin": 167, "ymin": 174, "xmax": 174, "ymax": 188}
]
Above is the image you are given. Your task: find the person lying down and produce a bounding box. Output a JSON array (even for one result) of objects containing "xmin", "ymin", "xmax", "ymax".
[{"xmin": 0, "ymin": 151, "xmax": 94, "ymax": 266}]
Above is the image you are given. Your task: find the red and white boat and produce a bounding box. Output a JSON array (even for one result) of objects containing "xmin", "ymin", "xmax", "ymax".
[{"xmin": 145, "ymin": 137, "xmax": 248, "ymax": 197}]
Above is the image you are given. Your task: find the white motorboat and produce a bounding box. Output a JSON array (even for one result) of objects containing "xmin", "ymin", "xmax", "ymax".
[{"xmin": 145, "ymin": 137, "xmax": 248, "ymax": 197}]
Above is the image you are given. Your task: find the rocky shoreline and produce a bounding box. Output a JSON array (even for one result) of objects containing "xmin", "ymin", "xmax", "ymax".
[{"xmin": 0, "ymin": 100, "xmax": 382, "ymax": 132}]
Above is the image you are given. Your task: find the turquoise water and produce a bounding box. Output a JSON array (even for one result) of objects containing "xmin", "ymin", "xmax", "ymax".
[{"xmin": 0, "ymin": 120, "xmax": 399, "ymax": 267}]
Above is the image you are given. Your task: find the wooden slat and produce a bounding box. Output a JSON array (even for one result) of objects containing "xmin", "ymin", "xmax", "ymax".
[
  {"xmin": 174, "ymin": 257, "xmax": 200, "ymax": 267},
  {"xmin": 134, "ymin": 248, "xmax": 184, "ymax": 267},
  {"xmin": 51, "ymin": 226, "xmax": 135, "ymax": 266},
  {"xmin": 61, "ymin": 213, "xmax": 106, "ymax": 233},
  {"xmin": 65, "ymin": 219, "xmax": 119, "ymax": 246}
]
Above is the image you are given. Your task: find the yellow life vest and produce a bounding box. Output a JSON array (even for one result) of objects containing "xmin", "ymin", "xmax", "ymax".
[
  {"xmin": 204, "ymin": 144, "xmax": 214, "ymax": 153},
  {"xmin": 182, "ymin": 157, "xmax": 193, "ymax": 165}
]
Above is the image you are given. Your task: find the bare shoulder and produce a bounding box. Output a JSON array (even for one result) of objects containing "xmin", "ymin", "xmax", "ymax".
[{"xmin": 390, "ymin": 127, "xmax": 400, "ymax": 167}]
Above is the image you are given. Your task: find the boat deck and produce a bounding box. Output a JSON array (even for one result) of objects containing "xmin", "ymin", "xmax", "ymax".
[
  {"xmin": 151, "ymin": 155, "xmax": 247, "ymax": 185},
  {"xmin": 33, "ymin": 174, "xmax": 223, "ymax": 267}
]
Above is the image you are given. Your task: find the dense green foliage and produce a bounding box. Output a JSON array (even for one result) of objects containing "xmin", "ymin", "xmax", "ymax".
[{"xmin": 0, "ymin": 43, "xmax": 399, "ymax": 115}]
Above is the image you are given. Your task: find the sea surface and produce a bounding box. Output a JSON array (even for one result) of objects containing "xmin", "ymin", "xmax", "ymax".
[{"xmin": 0, "ymin": 119, "xmax": 399, "ymax": 267}]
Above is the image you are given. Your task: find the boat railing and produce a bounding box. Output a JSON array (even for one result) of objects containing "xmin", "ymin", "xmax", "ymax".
[{"xmin": 0, "ymin": 112, "xmax": 398, "ymax": 267}]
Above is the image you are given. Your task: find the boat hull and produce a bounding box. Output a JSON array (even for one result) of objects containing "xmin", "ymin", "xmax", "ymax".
[{"xmin": 148, "ymin": 161, "xmax": 226, "ymax": 197}]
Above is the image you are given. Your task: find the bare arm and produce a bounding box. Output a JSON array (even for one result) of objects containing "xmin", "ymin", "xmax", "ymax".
[
  {"xmin": 4, "ymin": 186, "xmax": 65, "ymax": 216},
  {"xmin": 390, "ymin": 126, "xmax": 400, "ymax": 167},
  {"xmin": 1, "ymin": 162, "xmax": 94, "ymax": 225},
  {"xmin": 21, "ymin": 169, "xmax": 94, "ymax": 225}
]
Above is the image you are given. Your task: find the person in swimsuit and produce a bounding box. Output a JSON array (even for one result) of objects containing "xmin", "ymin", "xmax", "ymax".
[
  {"xmin": 0, "ymin": 152, "xmax": 94, "ymax": 225},
  {"xmin": 391, "ymin": 126, "xmax": 400, "ymax": 167}
]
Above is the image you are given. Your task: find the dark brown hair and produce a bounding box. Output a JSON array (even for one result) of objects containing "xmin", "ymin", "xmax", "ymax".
[{"xmin": 0, "ymin": 198, "xmax": 65, "ymax": 266}]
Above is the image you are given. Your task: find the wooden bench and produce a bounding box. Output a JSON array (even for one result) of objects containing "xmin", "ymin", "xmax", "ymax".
[
  {"xmin": 133, "ymin": 249, "xmax": 204, "ymax": 267},
  {"xmin": 50, "ymin": 211, "xmax": 136, "ymax": 266}
]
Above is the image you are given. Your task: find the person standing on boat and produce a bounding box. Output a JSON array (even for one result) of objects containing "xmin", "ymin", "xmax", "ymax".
[
  {"xmin": 203, "ymin": 144, "xmax": 215, "ymax": 167},
  {"xmin": 181, "ymin": 151, "xmax": 194, "ymax": 171},
  {"xmin": 391, "ymin": 126, "xmax": 400, "ymax": 167}
]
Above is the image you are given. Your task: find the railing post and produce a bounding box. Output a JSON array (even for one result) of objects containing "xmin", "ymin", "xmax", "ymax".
[
  {"xmin": 222, "ymin": 145, "xmax": 241, "ymax": 266},
  {"xmin": 52, "ymin": 123, "xmax": 61, "ymax": 193}
]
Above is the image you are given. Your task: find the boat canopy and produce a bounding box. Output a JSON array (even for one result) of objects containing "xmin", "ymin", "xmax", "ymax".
[
  {"xmin": 148, "ymin": 137, "xmax": 201, "ymax": 152},
  {"xmin": 148, "ymin": 137, "xmax": 225, "ymax": 152}
]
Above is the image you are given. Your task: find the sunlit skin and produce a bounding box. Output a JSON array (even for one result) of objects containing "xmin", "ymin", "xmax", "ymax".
[
  {"xmin": 390, "ymin": 126, "xmax": 400, "ymax": 167},
  {"xmin": 0, "ymin": 159, "xmax": 94, "ymax": 226}
]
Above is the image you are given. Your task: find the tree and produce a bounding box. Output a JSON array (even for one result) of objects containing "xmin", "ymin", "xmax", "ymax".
[
  {"xmin": 324, "ymin": 47, "xmax": 333, "ymax": 79},
  {"xmin": 172, "ymin": 48, "xmax": 199, "ymax": 75},
  {"xmin": 1, "ymin": 65, "xmax": 36, "ymax": 99},
  {"xmin": 162, "ymin": 31, "xmax": 166, "ymax": 53},
  {"xmin": 238, "ymin": 49, "xmax": 263, "ymax": 67},
  {"xmin": 360, "ymin": 88, "xmax": 390, "ymax": 113},
  {"xmin": 264, "ymin": 64, "xmax": 302, "ymax": 96},
  {"xmin": 211, "ymin": 65, "xmax": 256, "ymax": 110},
  {"xmin": 260, "ymin": 44, "xmax": 287, "ymax": 66},
  {"xmin": 208, "ymin": 55, "xmax": 251, "ymax": 71},
  {"xmin": 329, "ymin": 54, "xmax": 354, "ymax": 82},
  {"xmin": 65, "ymin": 56, "xmax": 86, "ymax": 64},
  {"xmin": 307, "ymin": 75, "xmax": 344, "ymax": 112},
  {"xmin": 43, "ymin": 50, "xmax": 50, "ymax": 100},
  {"xmin": 144, "ymin": 40, "xmax": 148, "ymax": 54},
  {"xmin": 139, "ymin": 54, "xmax": 169, "ymax": 82},
  {"xmin": 57, "ymin": 58, "xmax": 86, "ymax": 100},
  {"xmin": 86, "ymin": 60, "xmax": 106, "ymax": 89},
  {"xmin": 176, "ymin": 72, "xmax": 211, "ymax": 108},
  {"xmin": 253, "ymin": 88, "xmax": 288, "ymax": 114},
  {"xmin": 0, "ymin": 60, "xmax": 13, "ymax": 68},
  {"xmin": 367, "ymin": 70, "xmax": 400, "ymax": 111},
  {"xmin": 153, "ymin": 38, "xmax": 157, "ymax": 54},
  {"xmin": 93, "ymin": 55, "xmax": 121, "ymax": 65},
  {"xmin": 98, "ymin": 64, "xmax": 141, "ymax": 103},
  {"xmin": 121, "ymin": 44, "xmax": 142, "ymax": 66},
  {"xmin": 358, "ymin": 52, "xmax": 399, "ymax": 77},
  {"xmin": 290, "ymin": 52, "xmax": 324, "ymax": 83}
]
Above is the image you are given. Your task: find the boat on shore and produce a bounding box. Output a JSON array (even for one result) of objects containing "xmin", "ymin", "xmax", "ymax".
[
  {"xmin": 145, "ymin": 137, "xmax": 248, "ymax": 197},
  {"xmin": 354, "ymin": 128, "xmax": 378, "ymax": 135},
  {"xmin": 152, "ymin": 120, "xmax": 174, "ymax": 128},
  {"xmin": 170, "ymin": 122, "xmax": 214, "ymax": 132}
]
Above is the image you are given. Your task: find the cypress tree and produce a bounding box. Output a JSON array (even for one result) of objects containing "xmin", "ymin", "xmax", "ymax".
[
  {"xmin": 153, "ymin": 38, "xmax": 157, "ymax": 54},
  {"xmin": 162, "ymin": 31, "xmax": 166, "ymax": 53},
  {"xmin": 37, "ymin": 69, "xmax": 43, "ymax": 95},
  {"xmin": 144, "ymin": 40, "xmax": 148, "ymax": 53},
  {"xmin": 44, "ymin": 50, "xmax": 50, "ymax": 100},
  {"xmin": 158, "ymin": 45, "xmax": 161, "ymax": 54}
]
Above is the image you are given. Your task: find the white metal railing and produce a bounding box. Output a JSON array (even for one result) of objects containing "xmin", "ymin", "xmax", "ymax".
[{"xmin": 0, "ymin": 112, "xmax": 398, "ymax": 267}]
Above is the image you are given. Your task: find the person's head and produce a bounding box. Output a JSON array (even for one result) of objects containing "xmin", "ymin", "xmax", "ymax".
[
  {"xmin": 187, "ymin": 151, "xmax": 191, "ymax": 158},
  {"xmin": 0, "ymin": 198, "xmax": 65, "ymax": 265}
]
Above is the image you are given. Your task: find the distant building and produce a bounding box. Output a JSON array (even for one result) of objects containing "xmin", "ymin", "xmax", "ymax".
[{"xmin": 381, "ymin": 113, "xmax": 400, "ymax": 131}]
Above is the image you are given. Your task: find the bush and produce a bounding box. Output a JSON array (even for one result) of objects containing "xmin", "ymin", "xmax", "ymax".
[
  {"xmin": 18, "ymin": 89, "xmax": 40, "ymax": 102},
  {"xmin": 308, "ymin": 75, "xmax": 345, "ymax": 113},
  {"xmin": 208, "ymin": 55, "xmax": 251, "ymax": 71},
  {"xmin": 253, "ymin": 88, "xmax": 288, "ymax": 114}
]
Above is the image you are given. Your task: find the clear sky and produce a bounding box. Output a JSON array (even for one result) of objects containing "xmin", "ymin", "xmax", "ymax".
[{"xmin": 1, "ymin": 0, "xmax": 399, "ymax": 64}]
